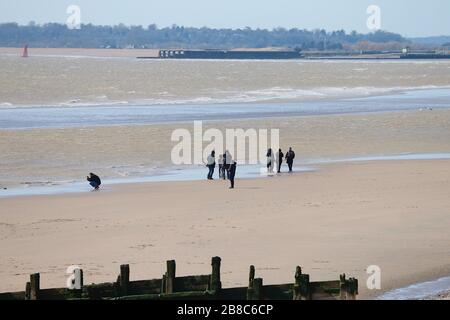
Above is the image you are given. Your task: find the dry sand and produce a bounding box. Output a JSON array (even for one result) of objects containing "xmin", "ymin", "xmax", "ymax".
[{"xmin": 1, "ymin": 159, "xmax": 450, "ymax": 299}]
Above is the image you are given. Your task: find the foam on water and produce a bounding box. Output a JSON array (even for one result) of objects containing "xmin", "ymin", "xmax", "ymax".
[
  {"xmin": 378, "ymin": 276, "xmax": 450, "ymax": 300},
  {"xmin": 1, "ymin": 87, "xmax": 450, "ymax": 130},
  {"xmin": 1, "ymin": 85, "xmax": 449, "ymax": 110},
  {"xmin": 304, "ymin": 152, "xmax": 450, "ymax": 164}
]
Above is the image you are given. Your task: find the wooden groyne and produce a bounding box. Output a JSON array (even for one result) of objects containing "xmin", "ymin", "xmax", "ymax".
[{"xmin": 0, "ymin": 257, "xmax": 358, "ymax": 300}]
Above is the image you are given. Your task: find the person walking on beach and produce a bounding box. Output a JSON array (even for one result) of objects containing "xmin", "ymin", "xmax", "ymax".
[
  {"xmin": 206, "ymin": 150, "xmax": 216, "ymax": 180},
  {"xmin": 224, "ymin": 150, "xmax": 232, "ymax": 180},
  {"xmin": 266, "ymin": 148, "xmax": 275, "ymax": 174},
  {"xmin": 222, "ymin": 152, "xmax": 228, "ymax": 180},
  {"xmin": 277, "ymin": 148, "xmax": 284, "ymax": 173},
  {"xmin": 229, "ymin": 161, "xmax": 237, "ymax": 189},
  {"xmin": 285, "ymin": 147, "xmax": 296, "ymax": 172},
  {"xmin": 218, "ymin": 153, "xmax": 224, "ymax": 179},
  {"xmin": 87, "ymin": 173, "xmax": 101, "ymax": 190}
]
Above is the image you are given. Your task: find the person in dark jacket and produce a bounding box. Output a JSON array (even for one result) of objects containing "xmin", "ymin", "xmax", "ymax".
[
  {"xmin": 87, "ymin": 173, "xmax": 101, "ymax": 190},
  {"xmin": 206, "ymin": 150, "xmax": 216, "ymax": 180},
  {"xmin": 223, "ymin": 150, "xmax": 232, "ymax": 180},
  {"xmin": 285, "ymin": 147, "xmax": 296, "ymax": 172},
  {"xmin": 221, "ymin": 152, "xmax": 227, "ymax": 180},
  {"xmin": 229, "ymin": 161, "xmax": 237, "ymax": 189},
  {"xmin": 277, "ymin": 148, "xmax": 284, "ymax": 173}
]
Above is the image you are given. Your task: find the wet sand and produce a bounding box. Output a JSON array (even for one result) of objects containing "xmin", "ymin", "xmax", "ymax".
[
  {"xmin": 1, "ymin": 109, "xmax": 450, "ymax": 188},
  {"xmin": 0, "ymin": 159, "xmax": 450, "ymax": 299}
]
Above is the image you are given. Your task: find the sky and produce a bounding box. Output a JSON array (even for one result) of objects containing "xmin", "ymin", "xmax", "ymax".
[{"xmin": 0, "ymin": 0, "xmax": 449, "ymax": 37}]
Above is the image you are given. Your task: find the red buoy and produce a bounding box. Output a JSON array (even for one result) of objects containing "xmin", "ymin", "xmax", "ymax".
[{"xmin": 22, "ymin": 44, "xmax": 29, "ymax": 58}]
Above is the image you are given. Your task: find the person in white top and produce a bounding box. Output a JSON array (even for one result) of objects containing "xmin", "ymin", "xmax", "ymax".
[
  {"xmin": 218, "ymin": 153, "xmax": 224, "ymax": 179},
  {"xmin": 266, "ymin": 148, "xmax": 275, "ymax": 174}
]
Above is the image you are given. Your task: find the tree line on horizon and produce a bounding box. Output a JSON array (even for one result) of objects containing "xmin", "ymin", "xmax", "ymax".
[{"xmin": 0, "ymin": 22, "xmax": 412, "ymax": 50}]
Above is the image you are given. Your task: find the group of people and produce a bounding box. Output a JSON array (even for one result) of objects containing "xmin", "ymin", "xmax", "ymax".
[
  {"xmin": 206, "ymin": 150, "xmax": 237, "ymax": 189},
  {"xmin": 266, "ymin": 147, "xmax": 296, "ymax": 174},
  {"xmin": 87, "ymin": 147, "xmax": 295, "ymax": 191},
  {"xmin": 206, "ymin": 147, "xmax": 296, "ymax": 189}
]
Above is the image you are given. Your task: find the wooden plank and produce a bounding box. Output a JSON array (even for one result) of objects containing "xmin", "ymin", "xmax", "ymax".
[
  {"xmin": 39, "ymin": 288, "xmax": 72, "ymax": 300},
  {"xmin": 113, "ymin": 291, "xmax": 216, "ymax": 301},
  {"xmin": 219, "ymin": 287, "xmax": 248, "ymax": 300},
  {"xmin": 83, "ymin": 282, "xmax": 119, "ymax": 299},
  {"xmin": 264, "ymin": 284, "xmax": 293, "ymax": 300},
  {"xmin": 0, "ymin": 291, "xmax": 26, "ymax": 300},
  {"xmin": 175, "ymin": 275, "xmax": 210, "ymax": 292},
  {"xmin": 252, "ymin": 278, "xmax": 263, "ymax": 300},
  {"xmin": 120, "ymin": 264, "xmax": 130, "ymax": 295},
  {"xmin": 128, "ymin": 279, "xmax": 162, "ymax": 295}
]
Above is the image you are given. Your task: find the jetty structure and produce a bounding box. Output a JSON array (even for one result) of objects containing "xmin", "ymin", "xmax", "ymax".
[
  {"xmin": 138, "ymin": 48, "xmax": 302, "ymax": 60},
  {"xmin": 0, "ymin": 257, "xmax": 358, "ymax": 300},
  {"xmin": 137, "ymin": 47, "xmax": 450, "ymax": 60}
]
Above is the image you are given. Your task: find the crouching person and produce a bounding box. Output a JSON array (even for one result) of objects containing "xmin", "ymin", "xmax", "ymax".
[{"xmin": 87, "ymin": 172, "xmax": 101, "ymax": 190}]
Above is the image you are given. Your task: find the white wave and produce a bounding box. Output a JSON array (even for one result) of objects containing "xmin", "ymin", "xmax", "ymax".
[
  {"xmin": 132, "ymin": 86, "xmax": 413, "ymax": 106},
  {"xmin": 2, "ymin": 85, "xmax": 450, "ymax": 109},
  {"xmin": 352, "ymin": 68, "xmax": 369, "ymax": 71},
  {"xmin": 58, "ymin": 98, "xmax": 129, "ymax": 107}
]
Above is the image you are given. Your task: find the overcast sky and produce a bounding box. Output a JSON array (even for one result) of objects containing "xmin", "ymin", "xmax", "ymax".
[{"xmin": 1, "ymin": 0, "xmax": 449, "ymax": 37}]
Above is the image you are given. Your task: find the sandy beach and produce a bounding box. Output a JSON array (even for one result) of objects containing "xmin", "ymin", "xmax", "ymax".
[
  {"xmin": 1, "ymin": 159, "xmax": 450, "ymax": 299},
  {"xmin": 1, "ymin": 49, "xmax": 450, "ymax": 300}
]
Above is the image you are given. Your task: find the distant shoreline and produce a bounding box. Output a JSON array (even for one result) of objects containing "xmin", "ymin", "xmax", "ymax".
[{"xmin": 2, "ymin": 47, "xmax": 450, "ymax": 60}]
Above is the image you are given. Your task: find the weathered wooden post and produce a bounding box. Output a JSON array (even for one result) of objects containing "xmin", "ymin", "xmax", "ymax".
[
  {"xmin": 293, "ymin": 266, "xmax": 301, "ymax": 300},
  {"xmin": 165, "ymin": 260, "xmax": 176, "ymax": 294},
  {"xmin": 252, "ymin": 278, "xmax": 263, "ymax": 300},
  {"xmin": 30, "ymin": 273, "xmax": 40, "ymax": 300},
  {"xmin": 293, "ymin": 266, "xmax": 310, "ymax": 300},
  {"xmin": 340, "ymin": 274, "xmax": 347, "ymax": 300},
  {"xmin": 120, "ymin": 264, "xmax": 130, "ymax": 295},
  {"xmin": 246, "ymin": 265, "xmax": 256, "ymax": 300},
  {"xmin": 161, "ymin": 274, "xmax": 167, "ymax": 294},
  {"xmin": 293, "ymin": 267, "xmax": 310, "ymax": 300},
  {"xmin": 25, "ymin": 281, "xmax": 31, "ymax": 300},
  {"xmin": 347, "ymin": 277, "xmax": 358, "ymax": 300},
  {"xmin": 210, "ymin": 257, "xmax": 221, "ymax": 292},
  {"xmin": 300, "ymin": 274, "xmax": 310, "ymax": 300}
]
